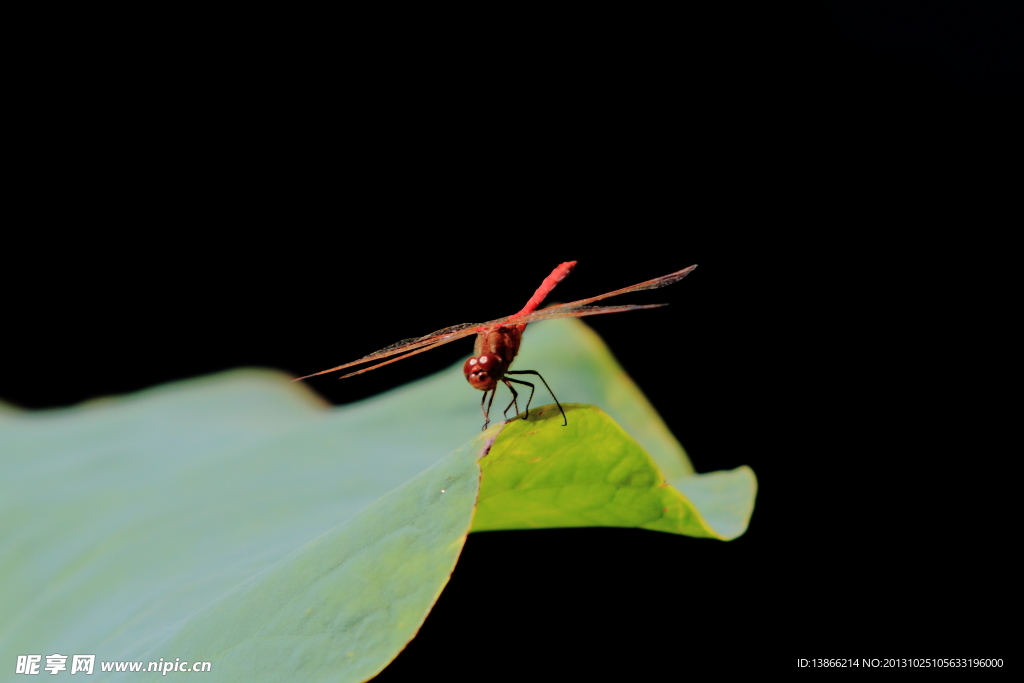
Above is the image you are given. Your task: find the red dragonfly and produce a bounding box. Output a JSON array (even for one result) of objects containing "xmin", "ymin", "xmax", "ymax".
[{"xmin": 295, "ymin": 262, "xmax": 697, "ymax": 429}]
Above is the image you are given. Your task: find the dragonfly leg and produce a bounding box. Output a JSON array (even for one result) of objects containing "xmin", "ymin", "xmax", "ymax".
[
  {"xmin": 501, "ymin": 378, "xmax": 521, "ymax": 419},
  {"xmin": 504, "ymin": 377, "xmax": 536, "ymax": 420},
  {"xmin": 481, "ymin": 388, "xmax": 497, "ymax": 431},
  {"xmin": 506, "ymin": 370, "xmax": 566, "ymax": 426}
]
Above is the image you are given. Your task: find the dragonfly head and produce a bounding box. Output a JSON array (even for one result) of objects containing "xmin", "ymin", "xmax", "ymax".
[{"xmin": 463, "ymin": 354, "xmax": 504, "ymax": 391}]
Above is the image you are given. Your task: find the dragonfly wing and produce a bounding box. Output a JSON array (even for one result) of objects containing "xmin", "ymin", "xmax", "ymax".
[
  {"xmin": 293, "ymin": 320, "xmax": 486, "ymax": 380},
  {"xmin": 507, "ymin": 303, "xmax": 668, "ymax": 325},
  {"xmin": 536, "ymin": 264, "xmax": 697, "ymax": 314},
  {"xmin": 494, "ymin": 265, "xmax": 696, "ymax": 326},
  {"xmin": 335, "ymin": 335, "xmax": 476, "ymax": 378}
]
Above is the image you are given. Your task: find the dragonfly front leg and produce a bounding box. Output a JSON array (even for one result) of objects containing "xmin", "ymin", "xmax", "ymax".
[{"xmin": 481, "ymin": 388, "xmax": 497, "ymax": 431}]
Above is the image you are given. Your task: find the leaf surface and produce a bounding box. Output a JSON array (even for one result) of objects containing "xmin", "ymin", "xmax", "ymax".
[{"xmin": 474, "ymin": 404, "xmax": 752, "ymax": 539}]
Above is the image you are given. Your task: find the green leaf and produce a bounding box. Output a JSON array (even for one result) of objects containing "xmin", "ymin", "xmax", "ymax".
[
  {"xmin": 473, "ymin": 404, "xmax": 753, "ymax": 540},
  {"xmin": 0, "ymin": 318, "xmax": 755, "ymax": 682}
]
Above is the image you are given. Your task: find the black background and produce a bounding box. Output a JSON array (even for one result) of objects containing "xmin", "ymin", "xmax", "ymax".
[{"xmin": 5, "ymin": 2, "xmax": 1017, "ymax": 676}]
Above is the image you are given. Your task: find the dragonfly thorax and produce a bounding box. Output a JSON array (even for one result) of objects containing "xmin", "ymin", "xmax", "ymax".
[
  {"xmin": 463, "ymin": 354, "xmax": 505, "ymax": 391},
  {"xmin": 464, "ymin": 326, "xmax": 522, "ymax": 391}
]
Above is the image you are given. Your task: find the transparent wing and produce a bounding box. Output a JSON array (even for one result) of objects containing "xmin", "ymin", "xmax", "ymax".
[
  {"xmin": 507, "ymin": 303, "xmax": 668, "ymax": 325},
  {"xmin": 293, "ymin": 320, "xmax": 487, "ymax": 380}
]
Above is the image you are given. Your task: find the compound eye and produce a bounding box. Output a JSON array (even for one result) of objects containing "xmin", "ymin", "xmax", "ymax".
[
  {"xmin": 463, "ymin": 355, "xmax": 503, "ymax": 390},
  {"xmin": 464, "ymin": 355, "xmax": 501, "ymax": 375}
]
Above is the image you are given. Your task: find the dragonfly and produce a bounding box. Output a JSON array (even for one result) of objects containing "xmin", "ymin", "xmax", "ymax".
[{"xmin": 295, "ymin": 261, "xmax": 697, "ymax": 430}]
